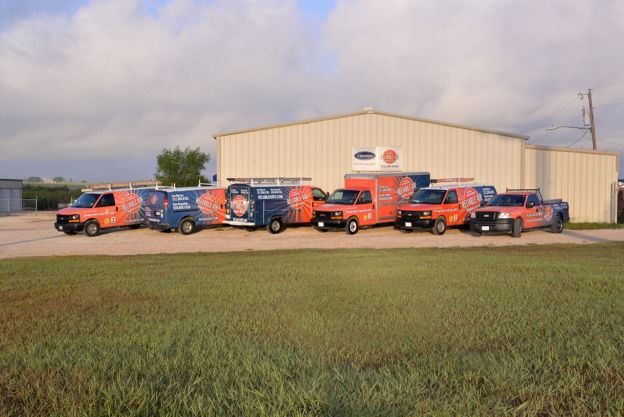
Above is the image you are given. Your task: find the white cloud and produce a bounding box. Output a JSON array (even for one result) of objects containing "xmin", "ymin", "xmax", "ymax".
[{"xmin": 1, "ymin": 0, "xmax": 624, "ymax": 180}]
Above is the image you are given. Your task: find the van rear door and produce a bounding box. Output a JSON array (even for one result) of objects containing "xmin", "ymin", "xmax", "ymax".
[
  {"xmin": 227, "ymin": 184, "xmax": 252, "ymax": 222},
  {"xmin": 145, "ymin": 190, "xmax": 166, "ymax": 224}
]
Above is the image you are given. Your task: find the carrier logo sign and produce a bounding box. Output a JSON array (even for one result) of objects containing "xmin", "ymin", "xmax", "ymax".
[
  {"xmin": 460, "ymin": 188, "xmax": 481, "ymax": 212},
  {"xmin": 232, "ymin": 195, "xmax": 248, "ymax": 217},
  {"xmin": 121, "ymin": 193, "xmax": 141, "ymax": 214},
  {"xmin": 354, "ymin": 151, "xmax": 376, "ymax": 161},
  {"xmin": 198, "ymin": 192, "xmax": 220, "ymax": 215},
  {"xmin": 397, "ymin": 177, "xmax": 415, "ymax": 200},
  {"xmin": 382, "ymin": 150, "xmax": 398, "ymax": 164},
  {"xmin": 288, "ymin": 189, "xmax": 307, "ymax": 210}
]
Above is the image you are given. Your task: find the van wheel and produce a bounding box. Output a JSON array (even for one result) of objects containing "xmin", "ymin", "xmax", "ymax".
[
  {"xmin": 84, "ymin": 220, "xmax": 100, "ymax": 237},
  {"xmin": 179, "ymin": 218, "xmax": 196, "ymax": 235},
  {"xmin": 552, "ymin": 215, "xmax": 564, "ymax": 234},
  {"xmin": 512, "ymin": 218, "xmax": 522, "ymax": 238},
  {"xmin": 346, "ymin": 218, "xmax": 358, "ymax": 235},
  {"xmin": 268, "ymin": 218, "xmax": 283, "ymax": 234},
  {"xmin": 432, "ymin": 217, "xmax": 446, "ymax": 235}
]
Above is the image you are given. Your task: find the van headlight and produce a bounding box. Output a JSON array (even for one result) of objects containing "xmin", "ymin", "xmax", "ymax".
[
  {"xmin": 422, "ymin": 211, "xmax": 431, "ymax": 216},
  {"xmin": 470, "ymin": 212, "xmax": 476, "ymax": 219},
  {"xmin": 397, "ymin": 210, "xmax": 402, "ymax": 216},
  {"xmin": 331, "ymin": 211, "xmax": 343, "ymax": 219},
  {"xmin": 498, "ymin": 213, "xmax": 510, "ymax": 219}
]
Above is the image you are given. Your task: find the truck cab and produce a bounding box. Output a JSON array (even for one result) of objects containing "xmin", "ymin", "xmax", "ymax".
[
  {"xmin": 312, "ymin": 187, "xmax": 376, "ymax": 234},
  {"xmin": 470, "ymin": 189, "xmax": 570, "ymax": 238},
  {"xmin": 396, "ymin": 184, "xmax": 497, "ymax": 235},
  {"xmin": 313, "ymin": 172, "xmax": 431, "ymax": 235},
  {"xmin": 54, "ymin": 186, "xmax": 152, "ymax": 237}
]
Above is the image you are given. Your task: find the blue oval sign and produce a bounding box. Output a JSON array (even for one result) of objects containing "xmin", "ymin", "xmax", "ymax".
[{"xmin": 354, "ymin": 151, "xmax": 376, "ymax": 160}]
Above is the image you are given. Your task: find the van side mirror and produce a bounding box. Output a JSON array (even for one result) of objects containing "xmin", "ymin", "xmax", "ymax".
[{"xmin": 527, "ymin": 201, "xmax": 535, "ymax": 208}]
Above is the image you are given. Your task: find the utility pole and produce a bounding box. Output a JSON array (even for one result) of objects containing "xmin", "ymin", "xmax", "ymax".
[{"xmin": 587, "ymin": 88, "xmax": 597, "ymax": 150}]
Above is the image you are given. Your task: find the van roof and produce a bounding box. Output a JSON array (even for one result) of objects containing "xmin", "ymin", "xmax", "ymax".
[
  {"xmin": 425, "ymin": 184, "xmax": 492, "ymax": 191},
  {"xmin": 155, "ymin": 186, "xmax": 222, "ymax": 192}
]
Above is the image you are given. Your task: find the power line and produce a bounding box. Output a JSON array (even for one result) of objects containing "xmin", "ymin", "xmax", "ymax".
[
  {"xmin": 540, "ymin": 96, "xmax": 579, "ymax": 122},
  {"xmin": 566, "ymin": 130, "xmax": 589, "ymax": 148},
  {"xmin": 594, "ymin": 101, "xmax": 624, "ymax": 109},
  {"xmin": 591, "ymin": 78, "xmax": 624, "ymax": 90},
  {"xmin": 598, "ymin": 139, "xmax": 624, "ymax": 147}
]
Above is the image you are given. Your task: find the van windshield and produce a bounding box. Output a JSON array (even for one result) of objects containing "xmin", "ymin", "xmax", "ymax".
[
  {"xmin": 487, "ymin": 194, "xmax": 525, "ymax": 207},
  {"xmin": 411, "ymin": 189, "xmax": 446, "ymax": 204},
  {"xmin": 72, "ymin": 193, "xmax": 100, "ymax": 208},
  {"xmin": 327, "ymin": 190, "xmax": 359, "ymax": 205}
]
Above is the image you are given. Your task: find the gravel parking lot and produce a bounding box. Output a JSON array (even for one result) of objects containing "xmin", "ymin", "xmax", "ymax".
[{"xmin": 2, "ymin": 212, "xmax": 624, "ymax": 259}]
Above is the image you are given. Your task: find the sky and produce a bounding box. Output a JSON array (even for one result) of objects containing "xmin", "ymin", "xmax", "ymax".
[{"xmin": 1, "ymin": 0, "xmax": 623, "ymax": 181}]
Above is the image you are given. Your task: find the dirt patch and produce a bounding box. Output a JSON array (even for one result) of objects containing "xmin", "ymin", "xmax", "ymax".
[{"xmin": 2, "ymin": 212, "xmax": 624, "ymax": 259}]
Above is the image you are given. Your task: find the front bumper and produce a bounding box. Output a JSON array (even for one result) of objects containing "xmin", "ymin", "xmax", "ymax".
[
  {"xmin": 312, "ymin": 218, "xmax": 346, "ymax": 229},
  {"xmin": 470, "ymin": 219, "xmax": 513, "ymax": 232},
  {"xmin": 395, "ymin": 217, "xmax": 434, "ymax": 229},
  {"xmin": 54, "ymin": 222, "xmax": 84, "ymax": 232}
]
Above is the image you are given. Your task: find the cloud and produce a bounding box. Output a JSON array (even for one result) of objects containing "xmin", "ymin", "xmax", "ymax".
[{"xmin": 1, "ymin": 0, "xmax": 623, "ymax": 180}]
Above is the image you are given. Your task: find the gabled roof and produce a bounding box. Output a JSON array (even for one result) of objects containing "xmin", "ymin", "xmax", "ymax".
[{"xmin": 212, "ymin": 108, "xmax": 529, "ymax": 140}]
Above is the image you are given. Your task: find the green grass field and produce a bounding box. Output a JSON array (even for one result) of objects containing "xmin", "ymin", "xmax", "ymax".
[{"xmin": 1, "ymin": 245, "xmax": 624, "ymax": 416}]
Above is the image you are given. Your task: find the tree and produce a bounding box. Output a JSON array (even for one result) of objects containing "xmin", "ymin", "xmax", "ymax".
[
  {"xmin": 53, "ymin": 176, "xmax": 64, "ymax": 183},
  {"xmin": 155, "ymin": 146, "xmax": 210, "ymax": 187},
  {"xmin": 25, "ymin": 176, "xmax": 42, "ymax": 182}
]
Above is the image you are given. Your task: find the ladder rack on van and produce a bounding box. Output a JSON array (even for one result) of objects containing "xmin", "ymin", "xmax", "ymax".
[
  {"xmin": 82, "ymin": 180, "xmax": 161, "ymax": 192},
  {"xmin": 226, "ymin": 177, "xmax": 312, "ymax": 186},
  {"xmin": 506, "ymin": 188, "xmax": 544, "ymax": 201},
  {"xmin": 431, "ymin": 178, "xmax": 476, "ymax": 186}
]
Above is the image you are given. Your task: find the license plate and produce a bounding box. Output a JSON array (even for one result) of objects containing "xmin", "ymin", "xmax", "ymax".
[
  {"xmin": 318, "ymin": 222, "xmax": 324, "ymax": 227},
  {"xmin": 481, "ymin": 225, "xmax": 490, "ymax": 231},
  {"xmin": 405, "ymin": 222, "xmax": 412, "ymax": 227},
  {"xmin": 58, "ymin": 226, "xmax": 63, "ymax": 231}
]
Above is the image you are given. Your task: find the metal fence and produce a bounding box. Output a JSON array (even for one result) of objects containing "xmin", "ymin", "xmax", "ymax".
[{"xmin": 0, "ymin": 198, "xmax": 38, "ymax": 214}]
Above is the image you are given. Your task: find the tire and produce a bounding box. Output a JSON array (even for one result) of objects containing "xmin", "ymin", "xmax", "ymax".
[
  {"xmin": 512, "ymin": 218, "xmax": 522, "ymax": 238},
  {"xmin": 345, "ymin": 218, "xmax": 359, "ymax": 235},
  {"xmin": 551, "ymin": 215, "xmax": 564, "ymax": 234},
  {"xmin": 432, "ymin": 217, "xmax": 446, "ymax": 235},
  {"xmin": 84, "ymin": 220, "xmax": 100, "ymax": 237},
  {"xmin": 268, "ymin": 218, "xmax": 283, "ymax": 234},
  {"xmin": 400, "ymin": 228, "xmax": 413, "ymax": 233},
  {"xmin": 179, "ymin": 218, "xmax": 196, "ymax": 235},
  {"xmin": 63, "ymin": 230, "xmax": 77, "ymax": 235},
  {"xmin": 128, "ymin": 224, "xmax": 141, "ymax": 230}
]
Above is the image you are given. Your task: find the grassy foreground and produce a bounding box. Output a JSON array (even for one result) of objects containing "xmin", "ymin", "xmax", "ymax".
[
  {"xmin": 567, "ymin": 222, "xmax": 624, "ymax": 230},
  {"xmin": 1, "ymin": 245, "xmax": 624, "ymax": 417}
]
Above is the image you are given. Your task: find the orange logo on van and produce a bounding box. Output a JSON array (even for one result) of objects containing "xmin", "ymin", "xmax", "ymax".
[
  {"xmin": 288, "ymin": 189, "xmax": 307, "ymax": 209},
  {"xmin": 232, "ymin": 195, "xmax": 248, "ymax": 217},
  {"xmin": 198, "ymin": 192, "xmax": 220, "ymax": 215},
  {"xmin": 121, "ymin": 193, "xmax": 141, "ymax": 214},
  {"xmin": 397, "ymin": 177, "xmax": 415, "ymax": 200},
  {"xmin": 383, "ymin": 150, "xmax": 398, "ymax": 164},
  {"xmin": 460, "ymin": 188, "xmax": 481, "ymax": 212}
]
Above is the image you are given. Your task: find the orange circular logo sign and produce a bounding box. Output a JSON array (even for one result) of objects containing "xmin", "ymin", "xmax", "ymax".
[
  {"xmin": 121, "ymin": 193, "xmax": 141, "ymax": 214},
  {"xmin": 397, "ymin": 177, "xmax": 415, "ymax": 200},
  {"xmin": 383, "ymin": 149, "xmax": 398, "ymax": 164},
  {"xmin": 232, "ymin": 195, "xmax": 248, "ymax": 217},
  {"xmin": 288, "ymin": 189, "xmax": 307, "ymax": 209},
  {"xmin": 198, "ymin": 192, "xmax": 220, "ymax": 215},
  {"xmin": 460, "ymin": 188, "xmax": 481, "ymax": 213}
]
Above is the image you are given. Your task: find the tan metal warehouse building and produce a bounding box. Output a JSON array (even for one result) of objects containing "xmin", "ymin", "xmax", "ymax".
[{"xmin": 214, "ymin": 108, "xmax": 619, "ymax": 222}]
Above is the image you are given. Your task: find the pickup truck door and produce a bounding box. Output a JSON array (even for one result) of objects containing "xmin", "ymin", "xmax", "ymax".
[
  {"xmin": 525, "ymin": 194, "xmax": 546, "ymax": 228},
  {"xmin": 94, "ymin": 193, "xmax": 117, "ymax": 227},
  {"xmin": 354, "ymin": 191, "xmax": 375, "ymax": 225},
  {"xmin": 442, "ymin": 190, "xmax": 462, "ymax": 226}
]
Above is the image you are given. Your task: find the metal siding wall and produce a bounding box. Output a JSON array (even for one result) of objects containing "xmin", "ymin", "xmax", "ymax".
[
  {"xmin": 217, "ymin": 113, "xmax": 524, "ymax": 196},
  {"xmin": 523, "ymin": 146, "xmax": 618, "ymax": 222}
]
